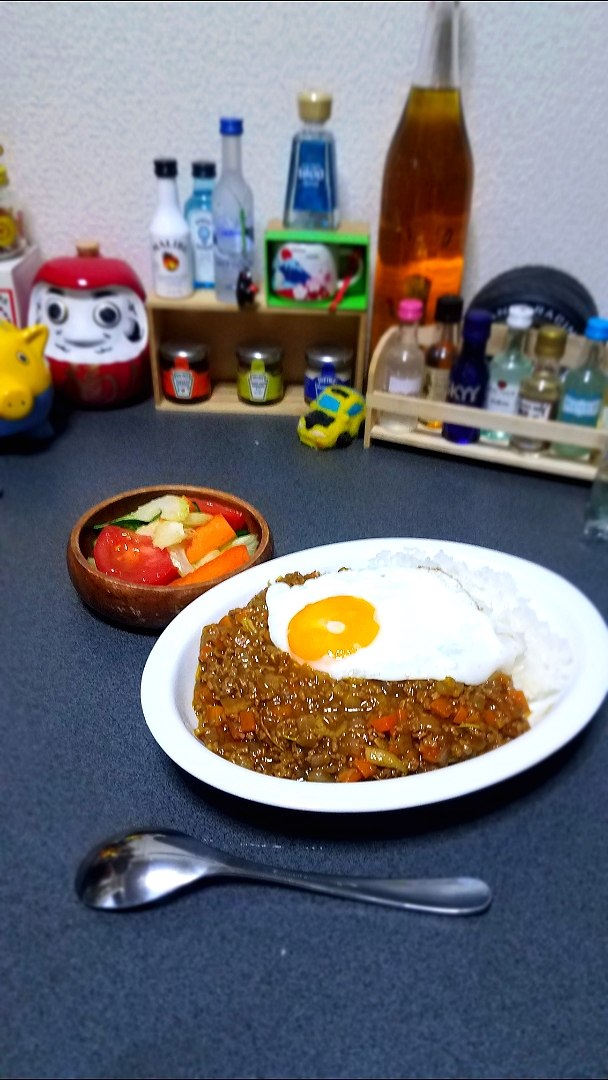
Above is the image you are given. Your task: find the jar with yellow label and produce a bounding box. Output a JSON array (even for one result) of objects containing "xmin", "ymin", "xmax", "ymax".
[{"xmin": 236, "ymin": 342, "xmax": 284, "ymax": 405}]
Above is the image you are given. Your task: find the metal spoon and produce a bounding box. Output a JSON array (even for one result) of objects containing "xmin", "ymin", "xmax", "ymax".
[{"xmin": 75, "ymin": 828, "xmax": 492, "ymax": 915}]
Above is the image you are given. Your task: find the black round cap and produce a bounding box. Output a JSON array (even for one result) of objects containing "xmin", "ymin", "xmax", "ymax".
[
  {"xmin": 435, "ymin": 294, "xmax": 463, "ymax": 323},
  {"xmin": 154, "ymin": 158, "xmax": 178, "ymax": 178},
  {"xmin": 192, "ymin": 161, "xmax": 216, "ymax": 179}
]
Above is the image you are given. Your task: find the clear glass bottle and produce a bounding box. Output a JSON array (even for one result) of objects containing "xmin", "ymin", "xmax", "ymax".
[
  {"xmin": 150, "ymin": 158, "xmax": 193, "ymax": 298},
  {"xmin": 511, "ymin": 325, "xmax": 566, "ymax": 453},
  {"xmin": 213, "ymin": 118, "xmax": 254, "ymax": 304},
  {"xmin": 481, "ymin": 304, "xmax": 534, "ymax": 444},
  {"xmin": 283, "ymin": 91, "xmax": 338, "ymax": 230},
  {"xmin": 553, "ymin": 317, "xmax": 608, "ymax": 460},
  {"xmin": 584, "ymin": 446, "xmax": 608, "ymax": 539},
  {"xmin": 184, "ymin": 161, "xmax": 216, "ymax": 289},
  {"xmin": 371, "ymin": 0, "xmax": 473, "ymax": 347},
  {"xmin": 442, "ymin": 308, "xmax": 492, "ymax": 444},
  {"xmin": 374, "ymin": 298, "xmax": 425, "ymax": 432},
  {"xmin": 421, "ymin": 293, "xmax": 463, "ymax": 428}
]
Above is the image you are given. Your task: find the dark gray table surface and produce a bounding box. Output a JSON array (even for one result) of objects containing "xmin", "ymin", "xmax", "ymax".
[{"xmin": 2, "ymin": 399, "xmax": 607, "ymax": 1080}]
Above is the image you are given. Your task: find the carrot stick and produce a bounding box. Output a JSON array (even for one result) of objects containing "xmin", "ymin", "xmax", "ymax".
[
  {"xmin": 170, "ymin": 543, "xmax": 249, "ymax": 586},
  {"xmin": 186, "ymin": 514, "xmax": 236, "ymax": 564}
]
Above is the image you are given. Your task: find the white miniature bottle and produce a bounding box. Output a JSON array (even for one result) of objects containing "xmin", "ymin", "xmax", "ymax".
[
  {"xmin": 150, "ymin": 158, "xmax": 193, "ymax": 298},
  {"xmin": 213, "ymin": 119, "xmax": 254, "ymax": 303},
  {"xmin": 374, "ymin": 298, "xmax": 425, "ymax": 431}
]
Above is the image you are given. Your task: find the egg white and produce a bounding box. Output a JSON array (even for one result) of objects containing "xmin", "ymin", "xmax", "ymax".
[{"xmin": 266, "ymin": 567, "xmax": 517, "ymax": 684}]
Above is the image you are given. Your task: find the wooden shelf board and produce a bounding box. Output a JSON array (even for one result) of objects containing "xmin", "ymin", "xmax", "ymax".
[
  {"xmin": 155, "ymin": 382, "xmax": 307, "ymax": 416},
  {"xmin": 147, "ymin": 287, "xmax": 366, "ymax": 317},
  {"xmin": 369, "ymin": 423, "xmax": 597, "ymax": 481}
]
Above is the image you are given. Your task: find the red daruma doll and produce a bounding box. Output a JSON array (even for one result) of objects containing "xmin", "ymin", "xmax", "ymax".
[{"xmin": 27, "ymin": 242, "xmax": 149, "ymax": 406}]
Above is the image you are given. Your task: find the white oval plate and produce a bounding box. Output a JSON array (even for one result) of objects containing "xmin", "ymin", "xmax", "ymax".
[{"xmin": 141, "ymin": 538, "xmax": 608, "ymax": 813}]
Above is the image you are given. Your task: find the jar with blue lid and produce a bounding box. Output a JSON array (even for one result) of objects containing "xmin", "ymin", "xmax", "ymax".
[{"xmin": 304, "ymin": 343, "xmax": 354, "ymax": 403}]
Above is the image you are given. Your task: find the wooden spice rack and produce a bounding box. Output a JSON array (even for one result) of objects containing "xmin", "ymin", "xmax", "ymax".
[
  {"xmin": 364, "ymin": 325, "xmax": 608, "ymax": 481},
  {"xmin": 147, "ymin": 243, "xmax": 368, "ymax": 417}
]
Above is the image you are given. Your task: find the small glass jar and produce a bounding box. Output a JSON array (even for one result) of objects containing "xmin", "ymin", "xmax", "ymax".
[
  {"xmin": 160, "ymin": 342, "xmax": 211, "ymax": 403},
  {"xmin": 304, "ymin": 343, "xmax": 354, "ymax": 403},
  {"xmin": 236, "ymin": 342, "xmax": 284, "ymax": 404}
]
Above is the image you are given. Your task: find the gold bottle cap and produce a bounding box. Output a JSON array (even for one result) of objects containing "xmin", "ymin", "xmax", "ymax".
[
  {"xmin": 535, "ymin": 324, "xmax": 567, "ymax": 359},
  {"xmin": 0, "ymin": 165, "xmax": 8, "ymax": 186},
  {"xmin": 76, "ymin": 240, "xmax": 100, "ymax": 257},
  {"xmin": 298, "ymin": 91, "xmax": 332, "ymax": 123}
]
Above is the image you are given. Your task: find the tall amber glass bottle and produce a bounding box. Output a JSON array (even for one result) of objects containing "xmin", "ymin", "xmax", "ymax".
[{"xmin": 371, "ymin": 1, "xmax": 473, "ymax": 349}]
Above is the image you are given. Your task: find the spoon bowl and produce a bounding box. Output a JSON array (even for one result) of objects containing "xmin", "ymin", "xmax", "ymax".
[{"xmin": 76, "ymin": 828, "xmax": 492, "ymax": 916}]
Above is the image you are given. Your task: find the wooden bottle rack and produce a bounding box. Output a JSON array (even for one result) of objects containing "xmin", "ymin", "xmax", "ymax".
[{"xmin": 364, "ymin": 325, "xmax": 608, "ymax": 481}]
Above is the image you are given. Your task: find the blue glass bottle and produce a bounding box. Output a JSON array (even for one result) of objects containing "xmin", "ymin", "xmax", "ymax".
[
  {"xmin": 284, "ymin": 92, "xmax": 338, "ymax": 230},
  {"xmin": 443, "ymin": 309, "xmax": 492, "ymax": 444},
  {"xmin": 184, "ymin": 161, "xmax": 216, "ymax": 289}
]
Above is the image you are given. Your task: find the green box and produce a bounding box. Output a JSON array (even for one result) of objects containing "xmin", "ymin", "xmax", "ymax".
[{"xmin": 264, "ymin": 220, "xmax": 370, "ymax": 311}]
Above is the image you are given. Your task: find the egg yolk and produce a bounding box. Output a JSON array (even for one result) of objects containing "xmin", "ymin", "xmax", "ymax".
[{"xmin": 287, "ymin": 595, "xmax": 379, "ymax": 662}]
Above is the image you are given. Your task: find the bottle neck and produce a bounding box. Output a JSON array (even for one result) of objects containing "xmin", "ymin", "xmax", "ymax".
[
  {"xmin": 397, "ymin": 320, "xmax": 420, "ymax": 347},
  {"xmin": 437, "ymin": 321, "xmax": 459, "ymax": 346},
  {"xmin": 505, "ymin": 326, "xmax": 528, "ymax": 353},
  {"xmin": 221, "ymin": 135, "xmax": 242, "ymax": 174},
  {"xmin": 413, "ymin": 0, "xmax": 461, "ymax": 89},
  {"xmin": 156, "ymin": 177, "xmax": 181, "ymax": 211},
  {"xmin": 581, "ymin": 339, "xmax": 605, "ymax": 370},
  {"xmin": 192, "ymin": 177, "xmax": 214, "ymax": 194},
  {"xmin": 301, "ymin": 119, "xmax": 326, "ymax": 134},
  {"xmin": 461, "ymin": 335, "xmax": 488, "ymax": 362}
]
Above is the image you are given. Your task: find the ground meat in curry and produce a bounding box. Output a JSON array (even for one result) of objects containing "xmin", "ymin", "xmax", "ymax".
[{"xmin": 192, "ymin": 572, "xmax": 531, "ymax": 782}]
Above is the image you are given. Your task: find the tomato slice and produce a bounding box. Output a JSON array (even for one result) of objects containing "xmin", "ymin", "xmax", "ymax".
[
  {"xmin": 190, "ymin": 499, "xmax": 247, "ymax": 532},
  {"xmin": 94, "ymin": 526, "xmax": 179, "ymax": 585}
]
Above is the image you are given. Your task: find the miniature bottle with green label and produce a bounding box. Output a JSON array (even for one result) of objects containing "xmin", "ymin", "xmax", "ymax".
[{"xmin": 481, "ymin": 304, "xmax": 534, "ymax": 443}]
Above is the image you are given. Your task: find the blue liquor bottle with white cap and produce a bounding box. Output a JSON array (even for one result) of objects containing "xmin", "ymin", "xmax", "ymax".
[
  {"xmin": 442, "ymin": 309, "xmax": 492, "ymax": 444},
  {"xmin": 212, "ymin": 118, "xmax": 254, "ymax": 303}
]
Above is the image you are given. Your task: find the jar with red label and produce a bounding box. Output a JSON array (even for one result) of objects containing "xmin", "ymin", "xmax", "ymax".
[{"xmin": 160, "ymin": 341, "xmax": 211, "ymax": 403}]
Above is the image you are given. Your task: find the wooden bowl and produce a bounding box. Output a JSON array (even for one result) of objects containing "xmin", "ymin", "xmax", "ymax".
[{"xmin": 67, "ymin": 484, "xmax": 273, "ymax": 630}]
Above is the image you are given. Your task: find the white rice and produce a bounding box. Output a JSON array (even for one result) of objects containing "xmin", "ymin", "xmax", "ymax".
[{"xmin": 366, "ymin": 548, "xmax": 573, "ymax": 709}]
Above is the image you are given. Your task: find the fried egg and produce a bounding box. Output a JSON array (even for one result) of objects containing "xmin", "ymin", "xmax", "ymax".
[{"xmin": 266, "ymin": 567, "xmax": 517, "ymax": 684}]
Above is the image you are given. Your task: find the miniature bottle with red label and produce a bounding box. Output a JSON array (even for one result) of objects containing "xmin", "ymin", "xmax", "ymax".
[
  {"xmin": 481, "ymin": 304, "xmax": 533, "ymax": 443},
  {"xmin": 150, "ymin": 159, "xmax": 193, "ymax": 298},
  {"xmin": 160, "ymin": 342, "xmax": 210, "ymax": 403}
]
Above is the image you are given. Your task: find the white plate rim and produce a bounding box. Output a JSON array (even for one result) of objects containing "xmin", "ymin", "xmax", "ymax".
[{"xmin": 141, "ymin": 537, "xmax": 608, "ymax": 813}]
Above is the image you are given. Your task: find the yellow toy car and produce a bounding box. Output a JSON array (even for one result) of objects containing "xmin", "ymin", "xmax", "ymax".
[{"xmin": 297, "ymin": 385, "xmax": 366, "ymax": 450}]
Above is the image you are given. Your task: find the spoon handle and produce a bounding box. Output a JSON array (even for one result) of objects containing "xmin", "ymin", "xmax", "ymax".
[{"xmin": 218, "ymin": 857, "xmax": 492, "ymax": 915}]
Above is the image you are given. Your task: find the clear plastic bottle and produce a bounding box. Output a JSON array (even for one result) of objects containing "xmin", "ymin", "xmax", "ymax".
[
  {"xmin": 150, "ymin": 158, "xmax": 193, "ymax": 298},
  {"xmin": 553, "ymin": 318, "xmax": 608, "ymax": 460},
  {"xmin": 371, "ymin": 0, "xmax": 473, "ymax": 347},
  {"xmin": 442, "ymin": 308, "xmax": 492, "ymax": 444},
  {"xmin": 184, "ymin": 161, "xmax": 216, "ymax": 289},
  {"xmin": 212, "ymin": 118, "xmax": 254, "ymax": 304},
  {"xmin": 283, "ymin": 91, "xmax": 338, "ymax": 230},
  {"xmin": 421, "ymin": 293, "xmax": 463, "ymax": 428},
  {"xmin": 511, "ymin": 325, "xmax": 566, "ymax": 453},
  {"xmin": 584, "ymin": 446, "xmax": 608, "ymax": 539},
  {"xmin": 481, "ymin": 304, "xmax": 534, "ymax": 444},
  {"xmin": 374, "ymin": 298, "xmax": 425, "ymax": 432}
]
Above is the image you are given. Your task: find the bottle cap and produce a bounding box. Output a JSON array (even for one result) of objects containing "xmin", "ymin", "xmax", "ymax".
[
  {"xmin": 154, "ymin": 158, "xmax": 178, "ymax": 178},
  {"xmin": 397, "ymin": 298, "xmax": 423, "ymax": 322},
  {"xmin": 0, "ymin": 165, "xmax": 8, "ymax": 186},
  {"xmin": 75, "ymin": 240, "xmax": 100, "ymax": 257},
  {"xmin": 462, "ymin": 308, "xmax": 493, "ymax": 343},
  {"xmin": 435, "ymin": 294, "xmax": 463, "ymax": 323},
  {"xmin": 220, "ymin": 118, "xmax": 243, "ymax": 136},
  {"xmin": 298, "ymin": 92, "xmax": 332, "ymax": 123},
  {"xmin": 506, "ymin": 303, "xmax": 534, "ymax": 330},
  {"xmin": 192, "ymin": 161, "xmax": 216, "ymax": 179},
  {"xmin": 585, "ymin": 316, "xmax": 608, "ymax": 342},
  {"xmin": 535, "ymin": 324, "xmax": 567, "ymax": 359}
]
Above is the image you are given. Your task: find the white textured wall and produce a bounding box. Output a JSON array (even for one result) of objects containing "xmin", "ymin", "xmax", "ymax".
[{"xmin": 3, "ymin": 0, "xmax": 608, "ymax": 311}]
